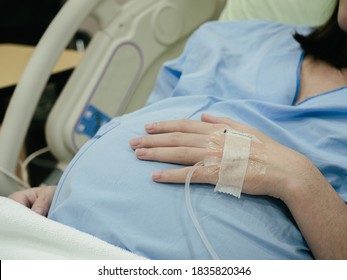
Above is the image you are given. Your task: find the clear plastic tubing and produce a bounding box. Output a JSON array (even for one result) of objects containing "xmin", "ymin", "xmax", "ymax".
[{"xmin": 184, "ymin": 161, "xmax": 220, "ymax": 260}]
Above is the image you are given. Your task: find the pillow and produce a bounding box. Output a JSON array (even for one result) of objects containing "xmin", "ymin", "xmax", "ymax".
[{"xmin": 219, "ymin": 0, "xmax": 337, "ymax": 27}]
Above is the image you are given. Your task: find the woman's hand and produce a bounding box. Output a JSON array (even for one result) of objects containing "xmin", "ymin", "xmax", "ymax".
[
  {"xmin": 130, "ymin": 113, "xmax": 347, "ymax": 259},
  {"xmin": 8, "ymin": 185, "xmax": 56, "ymax": 216},
  {"xmin": 130, "ymin": 113, "xmax": 310, "ymax": 200}
]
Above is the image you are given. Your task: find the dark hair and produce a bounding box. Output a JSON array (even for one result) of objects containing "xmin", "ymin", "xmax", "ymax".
[{"xmin": 293, "ymin": 3, "xmax": 347, "ymax": 69}]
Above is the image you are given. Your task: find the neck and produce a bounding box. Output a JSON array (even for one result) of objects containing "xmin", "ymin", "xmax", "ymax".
[{"xmin": 296, "ymin": 55, "xmax": 347, "ymax": 105}]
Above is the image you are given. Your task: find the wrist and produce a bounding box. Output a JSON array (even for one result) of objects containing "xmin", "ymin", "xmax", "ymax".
[{"xmin": 279, "ymin": 153, "xmax": 321, "ymax": 204}]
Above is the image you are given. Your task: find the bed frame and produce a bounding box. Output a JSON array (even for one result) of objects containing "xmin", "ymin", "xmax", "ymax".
[{"xmin": 0, "ymin": 0, "xmax": 226, "ymax": 196}]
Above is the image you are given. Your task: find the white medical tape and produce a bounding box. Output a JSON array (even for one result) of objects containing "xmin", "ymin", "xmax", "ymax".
[{"xmin": 214, "ymin": 129, "xmax": 252, "ymax": 198}]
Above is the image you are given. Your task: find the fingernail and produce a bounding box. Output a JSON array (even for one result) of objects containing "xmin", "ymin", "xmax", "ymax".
[
  {"xmin": 129, "ymin": 138, "xmax": 140, "ymax": 147},
  {"xmin": 145, "ymin": 122, "xmax": 156, "ymax": 131},
  {"xmin": 202, "ymin": 113, "xmax": 214, "ymax": 119},
  {"xmin": 135, "ymin": 148, "xmax": 146, "ymax": 156},
  {"xmin": 33, "ymin": 207, "xmax": 45, "ymax": 216},
  {"xmin": 152, "ymin": 171, "xmax": 162, "ymax": 180}
]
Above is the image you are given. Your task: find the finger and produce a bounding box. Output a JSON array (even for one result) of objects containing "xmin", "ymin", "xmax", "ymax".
[
  {"xmin": 130, "ymin": 132, "xmax": 208, "ymax": 149},
  {"xmin": 201, "ymin": 113, "xmax": 246, "ymax": 132},
  {"xmin": 31, "ymin": 201, "xmax": 49, "ymax": 216},
  {"xmin": 31, "ymin": 186, "xmax": 55, "ymax": 216},
  {"xmin": 202, "ymin": 114, "xmax": 271, "ymax": 144},
  {"xmin": 135, "ymin": 147, "xmax": 206, "ymax": 165},
  {"xmin": 152, "ymin": 165, "xmax": 219, "ymax": 185},
  {"xmin": 144, "ymin": 119, "xmax": 221, "ymax": 135},
  {"xmin": 8, "ymin": 189, "xmax": 37, "ymax": 208}
]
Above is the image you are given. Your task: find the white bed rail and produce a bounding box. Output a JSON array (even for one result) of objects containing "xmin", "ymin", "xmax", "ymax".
[
  {"xmin": 0, "ymin": 0, "xmax": 226, "ymax": 196},
  {"xmin": 0, "ymin": 0, "xmax": 107, "ymax": 196}
]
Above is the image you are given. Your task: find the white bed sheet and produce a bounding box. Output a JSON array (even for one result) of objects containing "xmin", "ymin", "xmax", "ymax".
[{"xmin": 0, "ymin": 197, "xmax": 145, "ymax": 260}]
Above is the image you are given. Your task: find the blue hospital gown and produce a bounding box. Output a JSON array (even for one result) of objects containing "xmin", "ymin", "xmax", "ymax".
[{"xmin": 48, "ymin": 20, "xmax": 347, "ymax": 260}]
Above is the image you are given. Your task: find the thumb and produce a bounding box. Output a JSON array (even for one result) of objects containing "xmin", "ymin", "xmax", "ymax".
[
  {"xmin": 31, "ymin": 198, "xmax": 49, "ymax": 216},
  {"xmin": 31, "ymin": 188, "xmax": 53, "ymax": 216},
  {"xmin": 201, "ymin": 113, "xmax": 222, "ymax": 123},
  {"xmin": 201, "ymin": 113, "xmax": 237, "ymax": 127},
  {"xmin": 202, "ymin": 113, "xmax": 257, "ymax": 135}
]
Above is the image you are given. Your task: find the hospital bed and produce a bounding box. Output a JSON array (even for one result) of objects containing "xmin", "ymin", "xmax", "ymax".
[
  {"xmin": 0, "ymin": 0, "xmax": 225, "ymax": 259},
  {"xmin": 0, "ymin": 0, "xmax": 335, "ymax": 259}
]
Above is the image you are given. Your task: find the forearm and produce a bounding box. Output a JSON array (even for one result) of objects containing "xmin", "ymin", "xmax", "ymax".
[{"xmin": 282, "ymin": 157, "xmax": 347, "ymax": 259}]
